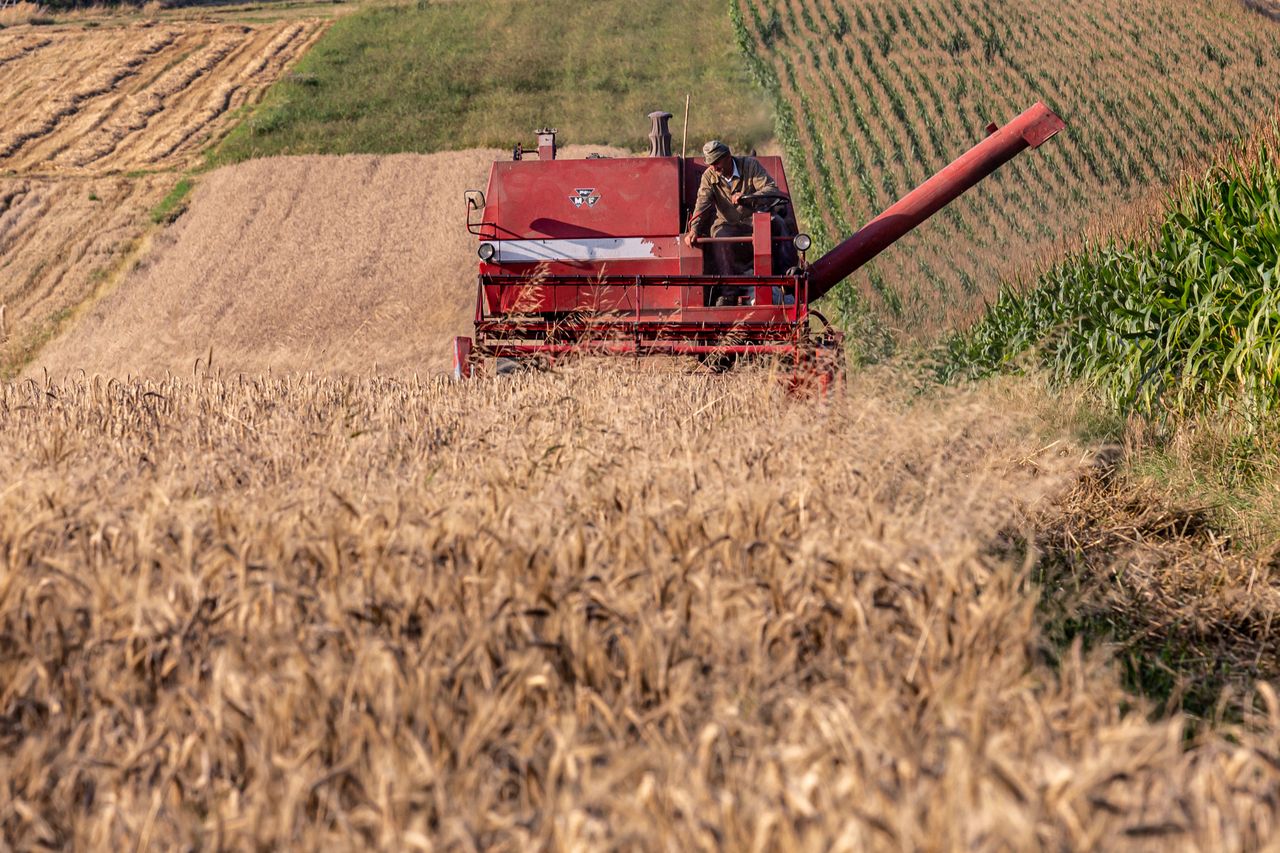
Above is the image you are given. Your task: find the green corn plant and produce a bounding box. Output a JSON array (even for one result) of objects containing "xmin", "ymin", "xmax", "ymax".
[{"xmin": 939, "ymin": 134, "xmax": 1280, "ymax": 426}]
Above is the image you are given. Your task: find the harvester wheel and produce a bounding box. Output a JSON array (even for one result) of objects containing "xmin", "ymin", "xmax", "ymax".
[
  {"xmin": 786, "ymin": 354, "xmax": 841, "ymax": 397},
  {"xmin": 697, "ymin": 352, "xmax": 737, "ymax": 374}
]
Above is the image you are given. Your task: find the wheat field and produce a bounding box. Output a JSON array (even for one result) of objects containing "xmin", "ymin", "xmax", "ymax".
[
  {"xmin": 0, "ymin": 12, "xmax": 328, "ymax": 379},
  {"xmin": 3, "ymin": 366, "xmax": 1279, "ymax": 849},
  {"xmin": 28, "ymin": 147, "xmax": 628, "ymax": 381}
]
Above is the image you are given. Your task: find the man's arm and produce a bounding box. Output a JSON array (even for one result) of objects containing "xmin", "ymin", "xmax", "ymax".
[{"xmin": 685, "ymin": 173, "xmax": 717, "ymax": 246}]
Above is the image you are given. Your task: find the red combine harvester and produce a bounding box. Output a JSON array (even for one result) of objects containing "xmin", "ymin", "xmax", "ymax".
[{"xmin": 455, "ymin": 102, "xmax": 1064, "ymax": 385}]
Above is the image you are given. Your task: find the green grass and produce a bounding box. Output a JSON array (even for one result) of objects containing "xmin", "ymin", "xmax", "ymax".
[
  {"xmin": 1127, "ymin": 425, "xmax": 1280, "ymax": 550},
  {"xmin": 211, "ymin": 0, "xmax": 774, "ymax": 164},
  {"xmin": 149, "ymin": 178, "xmax": 194, "ymax": 224}
]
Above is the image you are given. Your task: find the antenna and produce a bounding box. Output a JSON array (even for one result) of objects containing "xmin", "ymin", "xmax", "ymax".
[
  {"xmin": 679, "ymin": 94, "xmax": 693, "ymax": 274},
  {"xmin": 681, "ymin": 93, "xmax": 690, "ymax": 160}
]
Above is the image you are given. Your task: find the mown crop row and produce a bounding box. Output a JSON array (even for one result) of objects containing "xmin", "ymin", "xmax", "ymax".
[
  {"xmin": 735, "ymin": 0, "xmax": 1280, "ymax": 335},
  {"xmin": 939, "ymin": 130, "xmax": 1280, "ymax": 422}
]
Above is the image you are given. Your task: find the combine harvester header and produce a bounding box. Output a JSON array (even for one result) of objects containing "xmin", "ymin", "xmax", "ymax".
[{"xmin": 455, "ymin": 102, "xmax": 1064, "ymax": 388}]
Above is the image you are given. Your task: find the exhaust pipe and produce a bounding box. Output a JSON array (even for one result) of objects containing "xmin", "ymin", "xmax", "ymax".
[
  {"xmin": 806, "ymin": 101, "xmax": 1065, "ymax": 301},
  {"xmin": 648, "ymin": 111, "xmax": 673, "ymax": 157}
]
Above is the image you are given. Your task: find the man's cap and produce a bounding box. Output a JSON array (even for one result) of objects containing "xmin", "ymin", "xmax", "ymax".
[{"xmin": 702, "ymin": 140, "xmax": 731, "ymax": 164}]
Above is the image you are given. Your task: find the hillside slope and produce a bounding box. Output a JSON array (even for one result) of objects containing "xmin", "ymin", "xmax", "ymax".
[
  {"xmin": 736, "ymin": 0, "xmax": 1280, "ymax": 333},
  {"xmin": 0, "ymin": 14, "xmax": 326, "ymax": 376},
  {"xmin": 212, "ymin": 0, "xmax": 771, "ymax": 163},
  {"xmin": 0, "ymin": 174, "xmax": 167, "ymax": 370},
  {"xmin": 31, "ymin": 146, "xmax": 625, "ymax": 379}
]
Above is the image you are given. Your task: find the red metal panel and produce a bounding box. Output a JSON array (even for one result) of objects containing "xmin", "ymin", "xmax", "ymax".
[
  {"xmin": 491, "ymin": 157, "xmax": 680, "ymax": 239},
  {"xmin": 751, "ymin": 211, "xmax": 771, "ymax": 276},
  {"xmin": 485, "ymin": 342, "xmax": 801, "ymax": 357},
  {"xmin": 452, "ymin": 337, "xmax": 473, "ymax": 379},
  {"xmin": 481, "ymin": 157, "xmax": 686, "ymax": 280},
  {"xmin": 478, "ymin": 276, "xmax": 805, "ymax": 323},
  {"xmin": 751, "ymin": 211, "xmax": 772, "ymax": 305},
  {"xmin": 470, "ymin": 151, "xmax": 807, "ymax": 331},
  {"xmin": 482, "ymin": 277, "xmax": 686, "ymax": 315}
]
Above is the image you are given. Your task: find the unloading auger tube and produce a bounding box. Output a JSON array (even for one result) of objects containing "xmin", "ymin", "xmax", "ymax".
[{"xmin": 806, "ymin": 101, "xmax": 1066, "ymax": 301}]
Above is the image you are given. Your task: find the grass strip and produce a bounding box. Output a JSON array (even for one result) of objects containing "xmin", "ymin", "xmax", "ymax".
[
  {"xmin": 149, "ymin": 177, "xmax": 194, "ymax": 224},
  {"xmin": 212, "ymin": 0, "xmax": 773, "ymax": 164}
]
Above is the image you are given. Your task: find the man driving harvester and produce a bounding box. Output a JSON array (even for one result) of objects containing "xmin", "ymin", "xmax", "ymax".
[{"xmin": 683, "ymin": 139, "xmax": 791, "ymax": 305}]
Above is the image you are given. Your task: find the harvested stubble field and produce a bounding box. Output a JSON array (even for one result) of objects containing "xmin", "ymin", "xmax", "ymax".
[
  {"xmin": 0, "ymin": 174, "xmax": 168, "ymax": 373},
  {"xmin": 30, "ymin": 145, "xmax": 626, "ymax": 380},
  {"xmin": 735, "ymin": 0, "xmax": 1280, "ymax": 333},
  {"xmin": 0, "ymin": 13, "xmax": 325, "ymax": 378},
  {"xmin": 3, "ymin": 367, "xmax": 1280, "ymax": 848},
  {"xmin": 0, "ymin": 18, "xmax": 325, "ymax": 175}
]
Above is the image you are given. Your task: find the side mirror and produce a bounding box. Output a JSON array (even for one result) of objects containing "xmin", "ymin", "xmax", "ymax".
[{"xmin": 465, "ymin": 190, "xmax": 488, "ymax": 235}]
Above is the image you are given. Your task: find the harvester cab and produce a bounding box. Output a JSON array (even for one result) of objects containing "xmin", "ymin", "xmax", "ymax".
[{"xmin": 455, "ymin": 103, "xmax": 1065, "ymax": 386}]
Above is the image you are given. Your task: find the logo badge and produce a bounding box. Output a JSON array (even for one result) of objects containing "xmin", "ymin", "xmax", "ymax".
[{"xmin": 570, "ymin": 188, "xmax": 600, "ymax": 208}]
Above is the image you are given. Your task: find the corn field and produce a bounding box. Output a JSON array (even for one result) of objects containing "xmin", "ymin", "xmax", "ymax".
[
  {"xmin": 3, "ymin": 367, "xmax": 1280, "ymax": 848},
  {"xmin": 733, "ymin": 0, "xmax": 1280, "ymax": 335},
  {"xmin": 939, "ymin": 130, "xmax": 1280, "ymax": 422}
]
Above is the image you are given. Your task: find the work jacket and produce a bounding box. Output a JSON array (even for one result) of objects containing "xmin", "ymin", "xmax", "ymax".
[{"xmin": 689, "ymin": 155, "xmax": 787, "ymax": 236}]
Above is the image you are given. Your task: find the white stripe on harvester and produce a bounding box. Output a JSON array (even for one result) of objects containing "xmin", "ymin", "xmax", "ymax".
[{"xmin": 494, "ymin": 238, "xmax": 660, "ymax": 263}]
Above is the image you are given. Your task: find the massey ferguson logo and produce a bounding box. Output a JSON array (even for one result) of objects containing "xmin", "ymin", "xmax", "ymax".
[{"xmin": 570, "ymin": 188, "xmax": 601, "ymax": 208}]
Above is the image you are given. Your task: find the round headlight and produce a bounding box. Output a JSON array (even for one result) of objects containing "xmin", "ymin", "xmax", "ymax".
[
  {"xmin": 478, "ymin": 242, "xmax": 497, "ymax": 261},
  {"xmin": 793, "ymin": 233, "xmax": 812, "ymax": 252}
]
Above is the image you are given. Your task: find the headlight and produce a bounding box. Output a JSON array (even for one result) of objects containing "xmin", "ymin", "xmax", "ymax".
[
  {"xmin": 478, "ymin": 242, "xmax": 497, "ymax": 261},
  {"xmin": 793, "ymin": 233, "xmax": 812, "ymax": 252}
]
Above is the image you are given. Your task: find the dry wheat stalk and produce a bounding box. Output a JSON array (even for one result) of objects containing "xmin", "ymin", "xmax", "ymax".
[{"xmin": 0, "ymin": 367, "xmax": 1276, "ymax": 849}]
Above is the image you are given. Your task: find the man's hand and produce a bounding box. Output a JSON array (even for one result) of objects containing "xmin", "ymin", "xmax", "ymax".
[
  {"xmin": 730, "ymin": 192, "xmax": 744, "ymax": 206},
  {"xmin": 683, "ymin": 230, "xmax": 700, "ymax": 248}
]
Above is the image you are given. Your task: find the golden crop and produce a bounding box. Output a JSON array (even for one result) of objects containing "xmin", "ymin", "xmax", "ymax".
[{"xmin": 2, "ymin": 367, "xmax": 1278, "ymax": 849}]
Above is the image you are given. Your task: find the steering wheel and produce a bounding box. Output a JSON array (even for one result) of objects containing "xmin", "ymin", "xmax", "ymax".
[{"xmin": 736, "ymin": 192, "xmax": 788, "ymax": 213}]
